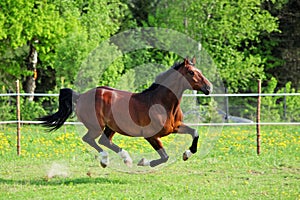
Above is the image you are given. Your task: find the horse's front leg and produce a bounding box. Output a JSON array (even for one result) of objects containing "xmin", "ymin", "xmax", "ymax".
[
  {"xmin": 176, "ymin": 124, "xmax": 199, "ymax": 161},
  {"xmin": 138, "ymin": 137, "xmax": 169, "ymax": 167},
  {"xmin": 98, "ymin": 126, "xmax": 132, "ymax": 167}
]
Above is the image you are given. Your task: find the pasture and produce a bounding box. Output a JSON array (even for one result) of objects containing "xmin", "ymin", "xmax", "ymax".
[{"xmin": 0, "ymin": 125, "xmax": 299, "ymax": 199}]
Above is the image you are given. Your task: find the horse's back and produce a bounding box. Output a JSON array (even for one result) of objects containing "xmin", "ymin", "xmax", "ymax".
[{"xmin": 76, "ymin": 87, "xmax": 134, "ymax": 132}]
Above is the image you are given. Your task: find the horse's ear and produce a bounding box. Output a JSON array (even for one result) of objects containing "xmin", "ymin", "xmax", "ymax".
[
  {"xmin": 192, "ymin": 56, "xmax": 196, "ymax": 65},
  {"xmin": 184, "ymin": 57, "xmax": 189, "ymax": 66}
]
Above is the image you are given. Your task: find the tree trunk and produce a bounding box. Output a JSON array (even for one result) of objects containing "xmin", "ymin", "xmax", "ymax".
[{"xmin": 25, "ymin": 43, "xmax": 38, "ymax": 101}]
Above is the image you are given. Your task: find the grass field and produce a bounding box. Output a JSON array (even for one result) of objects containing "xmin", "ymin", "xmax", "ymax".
[{"xmin": 0, "ymin": 125, "xmax": 299, "ymax": 199}]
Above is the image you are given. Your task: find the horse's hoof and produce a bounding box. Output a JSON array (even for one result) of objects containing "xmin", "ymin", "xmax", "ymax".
[
  {"xmin": 100, "ymin": 162, "xmax": 107, "ymax": 168},
  {"xmin": 183, "ymin": 152, "xmax": 189, "ymax": 161},
  {"xmin": 137, "ymin": 158, "xmax": 145, "ymax": 166},
  {"xmin": 99, "ymin": 151, "xmax": 109, "ymax": 168},
  {"xmin": 183, "ymin": 150, "xmax": 192, "ymax": 161},
  {"xmin": 124, "ymin": 159, "xmax": 133, "ymax": 168},
  {"xmin": 137, "ymin": 158, "xmax": 150, "ymax": 166},
  {"xmin": 118, "ymin": 150, "xmax": 133, "ymax": 167}
]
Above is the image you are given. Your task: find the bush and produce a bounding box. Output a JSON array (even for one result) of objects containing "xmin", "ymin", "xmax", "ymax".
[
  {"xmin": 228, "ymin": 78, "xmax": 300, "ymax": 122},
  {"xmin": 0, "ymin": 96, "xmax": 15, "ymax": 121}
]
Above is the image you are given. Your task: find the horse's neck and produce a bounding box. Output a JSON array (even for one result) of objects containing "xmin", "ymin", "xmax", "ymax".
[
  {"xmin": 154, "ymin": 68, "xmax": 188, "ymax": 100},
  {"xmin": 140, "ymin": 67, "xmax": 189, "ymax": 108}
]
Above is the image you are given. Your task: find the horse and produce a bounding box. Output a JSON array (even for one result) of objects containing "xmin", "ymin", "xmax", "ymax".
[{"xmin": 38, "ymin": 57, "xmax": 212, "ymax": 168}]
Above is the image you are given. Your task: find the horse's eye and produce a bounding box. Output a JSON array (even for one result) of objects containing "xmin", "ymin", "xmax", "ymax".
[{"xmin": 188, "ymin": 70, "xmax": 194, "ymax": 76}]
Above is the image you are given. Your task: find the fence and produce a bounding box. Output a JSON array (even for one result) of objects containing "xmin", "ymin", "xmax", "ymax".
[
  {"xmin": 1, "ymin": 87, "xmax": 300, "ymax": 156},
  {"xmin": 1, "ymin": 92, "xmax": 300, "ymax": 126}
]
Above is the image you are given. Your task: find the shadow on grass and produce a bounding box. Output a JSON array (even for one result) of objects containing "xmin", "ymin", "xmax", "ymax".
[{"xmin": 0, "ymin": 176, "xmax": 127, "ymax": 186}]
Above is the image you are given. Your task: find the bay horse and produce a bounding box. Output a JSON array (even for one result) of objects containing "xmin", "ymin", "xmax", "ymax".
[{"xmin": 39, "ymin": 57, "xmax": 212, "ymax": 168}]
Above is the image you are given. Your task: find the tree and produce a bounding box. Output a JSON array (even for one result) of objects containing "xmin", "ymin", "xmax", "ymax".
[
  {"xmin": 152, "ymin": 0, "xmax": 279, "ymax": 93},
  {"xmin": 263, "ymin": 0, "xmax": 300, "ymax": 91},
  {"xmin": 0, "ymin": 0, "xmax": 129, "ymax": 95},
  {"xmin": 126, "ymin": 0, "xmax": 160, "ymax": 26},
  {"xmin": 0, "ymin": 0, "xmax": 67, "ymax": 95},
  {"xmin": 53, "ymin": 0, "xmax": 129, "ymax": 90}
]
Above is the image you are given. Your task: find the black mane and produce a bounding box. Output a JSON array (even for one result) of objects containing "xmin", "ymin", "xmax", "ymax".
[
  {"xmin": 172, "ymin": 62, "xmax": 184, "ymax": 70},
  {"xmin": 141, "ymin": 83, "xmax": 160, "ymax": 94}
]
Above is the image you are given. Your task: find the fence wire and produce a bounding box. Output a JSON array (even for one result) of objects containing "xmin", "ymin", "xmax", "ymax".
[{"xmin": 0, "ymin": 92, "xmax": 299, "ymax": 126}]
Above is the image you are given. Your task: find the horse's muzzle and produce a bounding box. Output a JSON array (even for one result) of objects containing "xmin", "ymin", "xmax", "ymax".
[{"xmin": 201, "ymin": 84, "xmax": 213, "ymax": 95}]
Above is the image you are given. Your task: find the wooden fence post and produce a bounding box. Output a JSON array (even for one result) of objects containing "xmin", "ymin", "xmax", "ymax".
[
  {"xmin": 16, "ymin": 80, "xmax": 21, "ymax": 156},
  {"xmin": 256, "ymin": 80, "xmax": 261, "ymax": 155}
]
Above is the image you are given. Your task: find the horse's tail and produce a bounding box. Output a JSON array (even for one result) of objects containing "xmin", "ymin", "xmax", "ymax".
[{"xmin": 38, "ymin": 88, "xmax": 80, "ymax": 131}]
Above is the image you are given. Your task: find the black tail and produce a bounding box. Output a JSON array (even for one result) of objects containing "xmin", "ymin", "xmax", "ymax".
[{"xmin": 38, "ymin": 88, "xmax": 80, "ymax": 131}]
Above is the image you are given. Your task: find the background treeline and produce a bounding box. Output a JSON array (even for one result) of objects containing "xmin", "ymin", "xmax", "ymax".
[{"xmin": 0, "ymin": 0, "xmax": 299, "ymax": 122}]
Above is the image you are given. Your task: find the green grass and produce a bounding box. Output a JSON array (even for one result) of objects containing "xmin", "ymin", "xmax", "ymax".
[{"xmin": 0, "ymin": 125, "xmax": 299, "ymax": 199}]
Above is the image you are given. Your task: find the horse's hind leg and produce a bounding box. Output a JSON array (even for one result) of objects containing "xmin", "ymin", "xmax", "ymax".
[
  {"xmin": 99, "ymin": 126, "xmax": 132, "ymax": 167},
  {"xmin": 82, "ymin": 130, "xmax": 109, "ymax": 168},
  {"xmin": 138, "ymin": 137, "xmax": 169, "ymax": 167},
  {"xmin": 176, "ymin": 124, "xmax": 199, "ymax": 161}
]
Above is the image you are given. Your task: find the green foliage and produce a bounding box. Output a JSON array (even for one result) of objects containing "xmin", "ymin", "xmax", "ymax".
[
  {"xmin": 200, "ymin": 99, "xmax": 224, "ymax": 123},
  {"xmin": 55, "ymin": 0, "xmax": 128, "ymax": 90},
  {"xmin": 0, "ymin": 0, "xmax": 64, "ymax": 90},
  {"xmin": 54, "ymin": 31, "xmax": 90, "ymax": 89},
  {"xmin": 119, "ymin": 49, "xmax": 179, "ymax": 92},
  {"xmin": 117, "ymin": 68, "xmax": 137, "ymax": 91},
  {"xmin": 73, "ymin": 41, "xmax": 124, "ymax": 92},
  {"xmin": 260, "ymin": 78, "xmax": 300, "ymax": 122},
  {"xmin": 98, "ymin": 56, "xmax": 125, "ymax": 88},
  {"xmin": 230, "ymin": 78, "xmax": 300, "ymax": 122},
  {"xmin": 0, "ymin": 0, "xmax": 298, "ymax": 123},
  {"xmin": 0, "ymin": 95, "xmax": 55, "ymax": 121},
  {"xmin": 260, "ymin": 77, "xmax": 281, "ymax": 121},
  {"xmin": 153, "ymin": 0, "xmax": 279, "ymax": 93},
  {"xmin": 182, "ymin": 94, "xmax": 223, "ymax": 124},
  {"xmin": 0, "ymin": 0, "xmax": 129, "ymax": 92},
  {"xmin": 277, "ymin": 82, "xmax": 300, "ymax": 122},
  {"xmin": 20, "ymin": 98, "xmax": 47, "ymax": 120},
  {"xmin": 0, "ymin": 97, "xmax": 15, "ymax": 121}
]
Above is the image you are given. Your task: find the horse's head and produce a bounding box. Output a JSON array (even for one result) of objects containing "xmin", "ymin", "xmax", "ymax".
[{"xmin": 181, "ymin": 57, "xmax": 213, "ymax": 95}]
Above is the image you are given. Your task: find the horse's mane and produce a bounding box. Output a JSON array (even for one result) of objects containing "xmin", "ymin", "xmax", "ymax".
[
  {"xmin": 154, "ymin": 62, "xmax": 183, "ymax": 84},
  {"xmin": 141, "ymin": 61, "xmax": 183, "ymax": 93}
]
